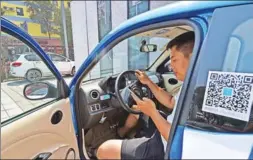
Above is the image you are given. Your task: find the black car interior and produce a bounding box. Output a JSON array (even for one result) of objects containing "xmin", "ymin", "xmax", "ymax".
[{"xmin": 78, "ymin": 70, "xmax": 170, "ymax": 154}]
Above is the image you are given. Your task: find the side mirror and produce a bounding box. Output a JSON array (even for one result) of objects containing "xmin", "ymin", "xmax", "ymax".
[
  {"xmin": 23, "ymin": 82, "xmax": 57, "ymax": 100},
  {"xmin": 140, "ymin": 44, "xmax": 157, "ymax": 53}
]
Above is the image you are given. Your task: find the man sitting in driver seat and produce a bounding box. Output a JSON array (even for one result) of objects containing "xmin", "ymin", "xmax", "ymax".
[{"xmin": 97, "ymin": 31, "xmax": 195, "ymax": 159}]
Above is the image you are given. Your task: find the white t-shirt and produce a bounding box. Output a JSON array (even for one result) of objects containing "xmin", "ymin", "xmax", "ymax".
[{"xmin": 161, "ymin": 87, "xmax": 182, "ymax": 152}]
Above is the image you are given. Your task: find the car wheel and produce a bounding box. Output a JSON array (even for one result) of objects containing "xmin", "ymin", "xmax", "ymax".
[
  {"xmin": 26, "ymin": 69, "xmax": 42, "ymax": 82},
  {"xmin": 71, "ymin": 67, "xmax": 76, "ymax": 76}
]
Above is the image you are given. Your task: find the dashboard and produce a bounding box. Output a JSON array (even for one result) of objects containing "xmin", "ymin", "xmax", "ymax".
[{"xmin": 78, "ymin": 71, "xmax": 163, "ymax": 129}]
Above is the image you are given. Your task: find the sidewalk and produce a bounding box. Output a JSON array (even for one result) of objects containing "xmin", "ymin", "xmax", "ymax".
[{"xmin": 1, "ymin": 77, "xmax": 72, "ymax": 122}]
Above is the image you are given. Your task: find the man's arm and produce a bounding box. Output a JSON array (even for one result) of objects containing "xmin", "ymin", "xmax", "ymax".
[
  {"xmin": 146, "ymin": 80, "xmax": 175, "ymax": 109},
  {"xmin": 150, "ymin": 110, "xmax": 171, "ymax": 141}
]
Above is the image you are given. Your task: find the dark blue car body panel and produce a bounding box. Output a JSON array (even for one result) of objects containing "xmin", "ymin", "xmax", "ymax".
[{"xmin": 1, "ymin": 1, "xmax": 253, "ymax": 158}]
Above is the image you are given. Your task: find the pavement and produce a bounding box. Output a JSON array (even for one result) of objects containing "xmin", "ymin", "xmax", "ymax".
[{"xmin": 1, "ymin": 77, "xmax": 72, "ymax": 122}]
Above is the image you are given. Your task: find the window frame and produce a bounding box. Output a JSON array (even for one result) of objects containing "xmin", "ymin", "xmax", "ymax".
[
  {"xmin": 72, "ymin": 18, "xmax": 203, "ymax": 159},
  {"xmin": 127, "ymin": 0, "xmax": 150, "ymax": 71},
  {"xmin": 76, "ymin": 19, "xmax": 203, "ymax": 86},
  {"xmin": 127, "ymin": 0, "xmax": 150, "ymax": 19},
  {"xmin": 1, "ymin": 24, "xmax": 68, "ymax": 126},
  {"xmin": 97, "ymin": 0, "xmax": 113, "ymax": 77},
  {"xmin": 177, "ymin": 4, "xmax": 253, "ymax": 133},
  {"xmin": 16, "ymin": 7, "xmax": 24, "ymax": 16}
]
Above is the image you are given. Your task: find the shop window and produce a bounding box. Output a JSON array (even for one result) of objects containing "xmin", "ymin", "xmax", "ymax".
[{"xmin": 16, "ymin": 7, "xmax": 24, "ymax": 16}]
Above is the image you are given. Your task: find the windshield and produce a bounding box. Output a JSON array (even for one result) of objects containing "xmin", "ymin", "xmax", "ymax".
[{"xmin": 87, "ymin": 33, "xmax": 170, "ymax": 80}]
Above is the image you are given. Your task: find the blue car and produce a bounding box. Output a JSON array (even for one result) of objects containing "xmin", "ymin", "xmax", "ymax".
[{"xmin": 1, "ymin": 1, "xmax": 253, "ymax": 159}]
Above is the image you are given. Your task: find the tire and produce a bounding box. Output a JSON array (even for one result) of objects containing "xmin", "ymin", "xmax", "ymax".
[
  {"xmin": 26, "ymin": 69, "xmax": 42, "ymax": 82},
  {"xmin": 71, "ymin": 67, "xmax": 76, "ymax": 76}
]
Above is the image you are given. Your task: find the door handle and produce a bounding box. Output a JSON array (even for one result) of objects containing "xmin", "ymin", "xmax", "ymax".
[{"xmin": 33, "ymin": 152, "xmax": 52, "ymax": 160}]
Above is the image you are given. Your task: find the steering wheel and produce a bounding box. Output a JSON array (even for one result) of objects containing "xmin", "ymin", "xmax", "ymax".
[{"xmin": 115, "ymin": 70, "xmax": 152, "ymax": 114}]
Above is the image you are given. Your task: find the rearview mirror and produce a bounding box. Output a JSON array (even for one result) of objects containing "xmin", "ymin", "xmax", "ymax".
[
  {"xmin": 23, "ymin": 82, "xmax": 57, "ymax": 100},
  {"xmin": 140, "ymin": 40, "xmax": 157, "ymax": 53},
  {"xmin": 140, "ymin": 44, "xmax": 157, "ymax": 53}
]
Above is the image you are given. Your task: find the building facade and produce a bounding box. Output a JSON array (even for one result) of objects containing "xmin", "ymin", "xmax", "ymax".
[
  {"xmin": 1, "ymin": 1, "xmax": 71, "ymax": 56},
  {"xmin": 71, "ymin": 1, "xmax": 175, "ymax": 80}
]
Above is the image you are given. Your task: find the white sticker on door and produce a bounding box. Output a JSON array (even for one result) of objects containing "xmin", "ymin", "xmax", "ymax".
[{"xmin": 202, "ymin": 71, "xmax": 253, "ymax": 122}]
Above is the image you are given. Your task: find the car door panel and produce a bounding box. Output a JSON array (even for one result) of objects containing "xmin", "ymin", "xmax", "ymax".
[
  {"xmin": 54, "ymin": 61, "xmax": 64, "ymax": 74},
  {"xmin": 50, "ymin": 55, "xmax": 71, "ymax": 74},
  {"xmin": 59, "ymin": 61, "xmax": 71, "ymax": 74},
  {"xmin": 34, "ymin": 61, "xmax": 51, "ymax": 76},
  {"xmin": 1, "ymin": 99, "xmax": 79, "ymax": 159},
  {"xmin": 182, "ymin": 127, "xmax": 253, "ymax": 159},
  {"xmin": 1, "ymin": 18, "xmax": 79, "ymax": 159},
  {"xmin": 168, "ymin": 4, "xmax": 253, "ymax": 159},
  {"xmin": 61, "ymin": 58, "xmax": 72, "ymax": 74}
]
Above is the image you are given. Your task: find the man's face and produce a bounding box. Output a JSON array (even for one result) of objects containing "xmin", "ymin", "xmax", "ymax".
[{"xmin": 170, "ymin": 45, "xmax": 192, "ymax": 81}]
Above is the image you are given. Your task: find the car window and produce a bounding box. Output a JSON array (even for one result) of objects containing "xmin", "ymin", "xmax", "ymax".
[
  {"xmin": 12, "ymin": 54, "xmax": 21, "ymax": 62},
  {"xmin": 24, "ymin": 54, "xmax": 42, "ymax": 61},
  {"xmin": 88, "ymin": 27, "xmax": 174, "ymax": 80},
  {"xmin": 51, "ymin": 55, "xmax": 66, "ymax": 62},
  {"xmin": 1, "ymin": 32, "xmax": 60, "ymax": 123},
  {"xmin": 184, "ymin": 4, "xmax": 253, "ymax": 133}
]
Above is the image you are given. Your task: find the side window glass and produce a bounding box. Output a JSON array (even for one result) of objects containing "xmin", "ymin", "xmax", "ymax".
[
  {"xmin": 88, "ymin": 27, "xmax": 175, "ymax": 80},
  {"xmin": 51, "ymin": 55, "xmax": 58, "ymax": 61},
  {"xmin": 222, "ymin": 37, "xmax": 241, "ymax": 72},
  {"xmin": 1, "ymin": 33, "xmax": 59, "ymax": 123},
  {"xmin": 62, "ymin": 57, "xmax": 67, "ymax": 62},
  {"xmin": 24, "ymin": 54, "xmax": 41, "ymax": 61},
  {"xmin": 58, "ymin": 56, "xmax": 66, "ymax": 62},
  {"xmin": 185, "ymin": 4, "xmax": 253, "ymax": 133},
  {"xmin": 51, "ymin": 55, "xmax": 65, "ymax": 62}
]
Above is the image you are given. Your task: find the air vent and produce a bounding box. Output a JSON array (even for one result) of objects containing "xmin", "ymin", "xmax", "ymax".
[
  {"xmin": 168, "ymin": 78, "xmax": 178, "ymax": 85},
  {"xmin": 90, "ymin": 90, "xmax": 99, "ymax": 100}
]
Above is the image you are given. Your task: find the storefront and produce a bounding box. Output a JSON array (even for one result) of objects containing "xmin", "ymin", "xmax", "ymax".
[{"xmin": 71, "ymin": 1, "xmax": 174, "ymax": 79}]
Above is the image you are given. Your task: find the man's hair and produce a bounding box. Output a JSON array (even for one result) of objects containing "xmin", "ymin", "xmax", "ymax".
[{"xmin": 166, "ymin": 31, "xmax": 195, "ymax": 57}]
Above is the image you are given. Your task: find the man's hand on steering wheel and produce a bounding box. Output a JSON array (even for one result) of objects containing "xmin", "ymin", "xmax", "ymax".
[
  {"xmin": 135, "ymin": 70, "xmax": 151, "ymax": 85},
  {"xmin": 115, "ymin": 70, "xmax": 153, "ymax": 114},
  {"xmin": 134, "ymin": 70, "xmax": 159, "ymax": 116}
]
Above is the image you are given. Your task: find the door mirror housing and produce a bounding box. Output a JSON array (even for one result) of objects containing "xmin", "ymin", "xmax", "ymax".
[{"xmin": 23, "ymin": 82, "xmax": 58, "ymax": 100}]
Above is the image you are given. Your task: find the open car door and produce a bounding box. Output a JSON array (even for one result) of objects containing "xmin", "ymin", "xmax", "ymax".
[
  {"xmin": 167, "ymin": 4, "xmax": 253, "ymax": 159},
  {"xmin": 1, "ymin": 18, "xmax": 79, "ymax": 159}
]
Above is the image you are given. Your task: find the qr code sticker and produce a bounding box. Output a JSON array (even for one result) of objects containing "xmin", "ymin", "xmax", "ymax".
[{"xmin": 202, "ymin": 71, "xmax": 253, "ymax": 122}]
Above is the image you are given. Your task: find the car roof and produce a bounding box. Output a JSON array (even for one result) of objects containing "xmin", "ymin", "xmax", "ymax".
[
  {"xmin": 112, "ymin": 1, "xmax": 251, "ymax": 34},
  {"xmin": 96, "ymin": 1, "xmax": 253, "ymax": 51}
]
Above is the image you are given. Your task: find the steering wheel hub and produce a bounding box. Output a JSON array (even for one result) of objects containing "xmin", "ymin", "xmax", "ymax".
[{"xmin": 115, "ymin": 70, "xmax": 152, "ymax": 114}]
